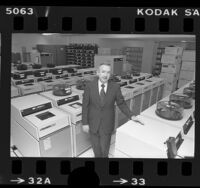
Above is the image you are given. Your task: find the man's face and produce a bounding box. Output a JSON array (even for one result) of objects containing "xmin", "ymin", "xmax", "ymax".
[{"xmin": 97, "ymin": 65, "xmax": 111, "ymax": 83}]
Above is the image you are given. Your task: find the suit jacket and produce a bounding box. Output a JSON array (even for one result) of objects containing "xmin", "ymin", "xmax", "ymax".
[{"xmin": 82, "ymin": 78, "xmax": 133, "ymax": 134}]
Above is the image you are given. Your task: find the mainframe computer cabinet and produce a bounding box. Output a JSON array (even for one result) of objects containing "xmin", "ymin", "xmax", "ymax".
[{"xmin": 37, "ymin": 45, "xmax": 67, "ymax": 66}]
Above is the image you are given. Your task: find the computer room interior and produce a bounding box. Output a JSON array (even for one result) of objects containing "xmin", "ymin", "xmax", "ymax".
[{"xmin": 10, "ymin": 34, "xmax": 195, "ymax": 158}]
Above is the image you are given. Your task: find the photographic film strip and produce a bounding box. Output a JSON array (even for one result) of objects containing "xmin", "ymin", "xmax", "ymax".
[{"xmin": 0, "ymin": 5, "xmax": 199, "ymax": 186}]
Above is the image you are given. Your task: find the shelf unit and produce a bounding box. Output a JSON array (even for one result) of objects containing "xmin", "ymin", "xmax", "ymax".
[{"xmin": 66, "ymin": 44, "xmax": 98, "ymax": 68}]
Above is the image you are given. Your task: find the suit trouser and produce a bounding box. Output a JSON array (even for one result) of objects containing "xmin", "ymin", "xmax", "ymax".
[{"xmin": 89, "ymin": 126, "xmax": 112, "ymax": 158}]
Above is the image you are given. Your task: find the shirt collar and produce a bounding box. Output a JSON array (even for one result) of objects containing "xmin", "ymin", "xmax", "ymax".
[{"xmin": 98, "ymin": 79, "xmax": 108, "ymax": 87}]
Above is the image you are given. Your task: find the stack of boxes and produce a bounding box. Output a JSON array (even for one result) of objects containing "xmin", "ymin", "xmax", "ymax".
[
  {"xmin": 178, "ymin": 50, "xmax": 195, "ymax": 88},
  {"xmin": 160, "ymin": 46, "xmax": 183, "ymax": 97}
]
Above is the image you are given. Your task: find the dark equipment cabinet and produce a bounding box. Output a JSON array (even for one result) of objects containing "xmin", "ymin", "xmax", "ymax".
[{"xmin": 37, "ymin": 45, "xmax": 66, "ymax": 66}]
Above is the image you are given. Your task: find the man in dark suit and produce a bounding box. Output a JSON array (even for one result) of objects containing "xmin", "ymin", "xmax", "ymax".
[{"xmin": 82, "ymin": 63, "xmax": 144, "ymax": 158}]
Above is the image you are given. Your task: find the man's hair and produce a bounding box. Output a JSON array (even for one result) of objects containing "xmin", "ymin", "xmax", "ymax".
[{"xmin": 98, "ymin": 63, "xmax": 111, "ymax": 69}]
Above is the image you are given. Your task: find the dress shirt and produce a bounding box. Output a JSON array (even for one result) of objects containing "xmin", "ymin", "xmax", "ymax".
[{"xmin": 98, "ymin": 79, "xmax": 108, "ymax": 94}]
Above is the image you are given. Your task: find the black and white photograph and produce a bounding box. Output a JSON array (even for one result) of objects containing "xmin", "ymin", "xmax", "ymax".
[{"xmin": 10, "ymin": 34, "xmax": 195, "ymax": 158}]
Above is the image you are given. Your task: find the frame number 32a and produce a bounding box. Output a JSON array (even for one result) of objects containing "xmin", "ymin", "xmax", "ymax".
[{"xmin": 28, "ymin": 177, "xmax": 51, "ymax": 185}]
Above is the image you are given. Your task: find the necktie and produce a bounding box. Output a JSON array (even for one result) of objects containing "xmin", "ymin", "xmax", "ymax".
[{"xmin": 100, "ymin": 84, "xmax": 106, "ymax": 106}]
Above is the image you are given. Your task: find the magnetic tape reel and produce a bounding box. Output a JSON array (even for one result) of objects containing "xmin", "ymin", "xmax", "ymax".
[
  {"xmin": 47, "ymin": 63, "xmax": 56, "ymax": 68},
  {"xmin": 76, "ymin": 79, "xmax": 90, "ymax": 90},
  {"xmin": 155, "ymin": 101, "xmax": 184, "ymax": 121},
  {"xmin": 32, "ymin": 63, "xmax": 42, "ymax": 69},
  {"xmin": 169, "ymin": 93, "xmax": 193, "ymax": 109},
  {"xmin": 130, "ymin": 68, "xmax": 140, "ymax": 76},
  {"xmin": 132, "ymin": 71, "xmax": 141, "ymax": 76},
  {"xmin": 109, "ymin": 74, "xmax": 121, "ymax": 82},
  {"xmin": 66, "ymin": 68, "xmax": 77, "ymax": 73},
  {"xmin": 53, "ymin": 83, "xmax": 72, "ymax": 96},
  {"xmin": 183, "ymin": 87, "xmax": 195, "ymax": 99},
  {"xmin": 121, "ymin": 73, "xmax": 132, "ymax": 80},
  {"xmin": 152, "ymin": 69, "xmax": 160, "ymax": 76},
  {"xmin": 16, "ymin": 64, "xmax": 28, "ymax": 70}
]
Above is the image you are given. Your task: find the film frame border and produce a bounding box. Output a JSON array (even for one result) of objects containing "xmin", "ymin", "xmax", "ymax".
[{"xmin": 0, "ymin": 5, "xmax": 199, "ymax": 186}]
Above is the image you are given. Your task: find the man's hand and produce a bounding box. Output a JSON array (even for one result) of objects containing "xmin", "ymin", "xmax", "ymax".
[
  {"xmin": 82, "ymin": 124, "xmax": 90, "ymax": 133},
  {"xmin": 131, "ymin": 116, "xmax": 145, "ymax": 125}
]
